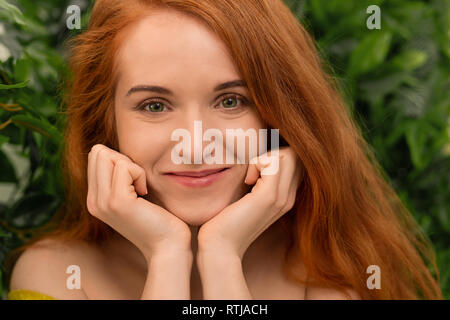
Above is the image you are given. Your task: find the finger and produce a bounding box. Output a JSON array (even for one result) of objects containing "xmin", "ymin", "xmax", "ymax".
[
  {"xmin": 108, "ymin": 151, "xmax": 148, "ymax": 195},
  {"xmin": 258, "ymin": 148, "xmax": 299, "ymax": 226},
  {"xmin": 245, "ymin": 152, "xmax": 281, "ymax": 199},
  {"xmin": 97, "ymin": 146, "xmax": 146, "ymax": 190},
  {"xmin": 87, "ymin": 145, "xmax": 100, "ymax": 212},
  {"xmin": 261, "ymin": 168, "xmax": 300, "ymax": 234},
  {"xmin": 98, "ymin": 145, "xmax": 148, "ymax": 196},
  {"xmin": 130, "ymin": 162, "xmax": 148, "ymax": 196},
  {"xmin": 244, "ymin": 159, "xmax": 259, "ymax": 185},
  {"xmin": 281, "ymin": 160, "xmax": 302, "ymax": 214},
  {"xmin": 111, "ymin": 159, "xmax": 148, "ymax": 201},
  {"xmin": 245, "ymin": 150, "xmax": 279, "ymax": 185},
  {"xmin": 96, "ymin": 148, "xmax": 114, "ymax": 207},
  {"xmin": 277, "ymin": 148, "xmax": 299, "ymax": 205}
]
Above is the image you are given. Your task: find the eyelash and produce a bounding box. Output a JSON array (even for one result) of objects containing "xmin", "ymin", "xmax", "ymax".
[{"xmin": 135, "ymin": 94, "xmax": 251, "ymax": 114}]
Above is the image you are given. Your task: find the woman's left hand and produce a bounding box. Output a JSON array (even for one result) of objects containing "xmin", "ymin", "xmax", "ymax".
[{"xmin": 197, "ymin": 146, "xmax": 303, "ymax": 260}]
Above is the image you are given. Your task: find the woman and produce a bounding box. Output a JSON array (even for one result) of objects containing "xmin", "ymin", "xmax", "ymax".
[{"xmin": 6, "ymin": 0, "xmax": 442, "ymax": 300}]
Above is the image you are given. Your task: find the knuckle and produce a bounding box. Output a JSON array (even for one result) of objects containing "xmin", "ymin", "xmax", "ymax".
[
  {"xmin": 88, "ymin": 144, "xmax": 102, "ymax": 159},
  {"xmin": 285, "ymin": 195, "xmax": 296, "ymax": 211},
  {"xmin": 117, "ymin": 151, "xmax": 132, "ymax": 162},
  {"xmin": 115, "ymin": 158, "xmax": 129, "ymax": 168},
  {"xmin": 136, "ymin": 163, "xmax": 145, "ymax": 173},
  {"xmin": 134, "ymin": 164, "xmax": 146, "ymax": 177},
  {"xmin": 97, "ymin": 146, "xmax": 109, "ymax": 160},
  {"xmin": 86, "ymin": 196, "xmax": 98, "ymax": 215},
  {"xmin": 91, "ymin": 144, "xmax": 103, "ymax": 153}
]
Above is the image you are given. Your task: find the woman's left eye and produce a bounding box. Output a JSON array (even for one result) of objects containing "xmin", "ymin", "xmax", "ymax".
[{"xmin": 218, "ymin": 95, "xmax": 249, "ymax": 110}]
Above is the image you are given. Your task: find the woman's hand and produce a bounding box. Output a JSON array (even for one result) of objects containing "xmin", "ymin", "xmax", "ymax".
[
  {"xmin": 86, "ymin": 144, "xmax": 192, "ymax": 261},
  {"xmin": 197, "ymin": 146, "xmax": 303, "ymax": 260}
]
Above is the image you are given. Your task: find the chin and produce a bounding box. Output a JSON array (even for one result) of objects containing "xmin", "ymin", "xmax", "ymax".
[
  {"xmin": 148, "ymin": 180, "xmax": 251, "ymax": 226},
  {"xmin": 165, "ymin": 201, "xmax": 227, "ymax": 226}
]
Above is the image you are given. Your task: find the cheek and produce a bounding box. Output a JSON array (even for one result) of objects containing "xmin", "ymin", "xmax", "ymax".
[
  {"xmin": 218, "ymin": 114, "xmax": 266, "ymax": 161},
  {"xmin": 115, "ymin": 115, "xmax": 169, "ymax": 167}
]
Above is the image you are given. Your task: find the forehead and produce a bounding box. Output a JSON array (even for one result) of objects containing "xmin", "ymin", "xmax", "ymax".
[{"xmin": 114, "ymin": 9, "xmax": 240, "ymax": 86}]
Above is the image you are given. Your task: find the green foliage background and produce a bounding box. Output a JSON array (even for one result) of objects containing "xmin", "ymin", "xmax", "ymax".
[{"xmin": 0, "ymin": 0, "xmax": 449, "ymax": 299}]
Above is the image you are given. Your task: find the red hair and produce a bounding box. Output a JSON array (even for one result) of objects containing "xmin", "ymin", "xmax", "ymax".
[{"xmin": 6, "ymin": 0, "xmax": 442, "ymax": 299}]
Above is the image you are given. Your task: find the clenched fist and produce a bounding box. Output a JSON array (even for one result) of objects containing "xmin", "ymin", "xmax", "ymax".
[{"xmin": 86, "ymin": 144, "xmax": 192, "ymax": 260}]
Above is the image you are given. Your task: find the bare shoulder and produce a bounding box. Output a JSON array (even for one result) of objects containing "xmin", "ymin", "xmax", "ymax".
[
  {"xmin": 9, "ymin": 237, "xmax": 100, "ymax": 300},
  {"xmin": 306, "ymin": 286, "xmax": 362, "ymax": 300}
]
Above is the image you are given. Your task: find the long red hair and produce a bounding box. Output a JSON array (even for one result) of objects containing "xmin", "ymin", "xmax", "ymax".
[{"xmin": 6, "ymin": 0, "xmax": 442, "ymax": 299}]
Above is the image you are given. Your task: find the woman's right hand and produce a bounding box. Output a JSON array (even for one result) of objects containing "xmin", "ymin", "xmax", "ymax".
[{"xmin": 86, "ymin": 144, "xmax": 192, "ymax": 261}]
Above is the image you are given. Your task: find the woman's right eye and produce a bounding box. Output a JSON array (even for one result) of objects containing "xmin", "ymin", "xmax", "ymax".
[{"xmin": 137, "ymin": 99, "xmax": 169, "ymax": 113}]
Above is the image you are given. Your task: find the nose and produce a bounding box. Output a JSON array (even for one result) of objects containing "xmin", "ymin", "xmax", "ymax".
[{"xmin": 171, "ymin": 108, "xmax": 224, "ymax": 166}]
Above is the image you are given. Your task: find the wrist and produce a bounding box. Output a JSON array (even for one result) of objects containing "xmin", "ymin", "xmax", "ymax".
[
  {"xmin": 196, "ymin": 249, "xmax": 242, "ymax": 274},
  {"xmin": 197, "ymin": 240, "xmax": 242, "ymax": 261},
  {"xmin": 143, "ymin": 246, "xmax": 193, "ymax": 300},
  {"xmin": 143, "ymin": 242, "xmax": 192, "ymax": 263},
  {"xmin": 196, "ymin": 250, "xmax": 251, "ymax": 300},
  {"xmin": 138, "ymin": 235, "xmax": 191, "ymax": 262},
  {"xmin": 148, "ymin": 248, "xmax": 193, "ymax": 268}
]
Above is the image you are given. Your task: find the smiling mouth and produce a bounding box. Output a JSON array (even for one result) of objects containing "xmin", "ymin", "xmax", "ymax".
[
  {"xmin": 164, "ymin": 168, "xmax": 230, "ymax": 187},
  {"xmin": 165, "ymin": 168, "xmax": 229, "ymax": 177}
]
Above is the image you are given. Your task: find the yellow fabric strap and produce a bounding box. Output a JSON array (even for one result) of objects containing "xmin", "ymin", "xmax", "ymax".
[{"xmin": 8, "ymin": 289, "xmax": 57, "ymax": 300}]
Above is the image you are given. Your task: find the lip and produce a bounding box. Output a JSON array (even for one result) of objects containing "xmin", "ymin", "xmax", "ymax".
[{"xmin": 164, "ymin": 168, "xmax": 230, "ymax": 187}]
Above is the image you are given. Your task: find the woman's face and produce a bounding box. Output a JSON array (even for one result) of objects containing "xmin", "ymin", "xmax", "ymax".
[{"xmin": 113, "ymin": 9, "xmax": 266, "ymax": 226}]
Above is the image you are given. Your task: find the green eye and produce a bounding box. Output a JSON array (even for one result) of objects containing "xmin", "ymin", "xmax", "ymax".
[
  {"xmin": 221, "ymin": 97, "xmax": 239, "ymax": 108},
  {"xmin": 145, "ymin": 102, "xmax": 166, "ymax": 112}
]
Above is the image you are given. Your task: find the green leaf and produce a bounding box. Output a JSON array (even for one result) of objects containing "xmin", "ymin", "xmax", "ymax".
[
  {"xmin": 10, "ymin": 114, "xmax": 62, "ymax": 146},
  {"xmin": 359, "ymin": 71, "xmax": 409, "ymax": 104},
  {"xmin": 383, "ymin": 13, "xmax": 411, "ymax": 39},
  {"xmin": 348, "ymin": 31, "xmax": 392, "ymax": 77},
  {"xmin": 15, "ymin": 92, "xmax": 44, "ymax": 119},
  {"xmin": 0, "ymin": 148, "xmax": 17, "ymax": 183},
  {"xmin": 0, "ymin": 0, "xmax": 26, "ymax": 26},
  {"xmin": 404, "ymin": 121, "xmax": 427, "ymax": 170},
  {"xmin": 4, "ymin": 192, "xmax": 60, "ymax": 229},
  {"xmin": 390, "ymin": 50, "xmax": 428, "ymax": 71},
  {"xmin": 13, "ymin": 58, "xmax": 31, "ymax": 82},
  {"xmin": 385, "ymin": 121, "xmax": 407, "ymax": 148},
  {"xmin": 310, "ymin": 0, "xmax": 328, "ymax": 27},
  {"xmin": 0, "ymin": 80, "xmax": 29, "ymax": 89}
]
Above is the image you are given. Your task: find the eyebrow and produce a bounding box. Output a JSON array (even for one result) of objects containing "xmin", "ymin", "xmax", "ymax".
[{"xmin": 125, "ymin": 80, "xmax": 247, "ymax": 97}]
